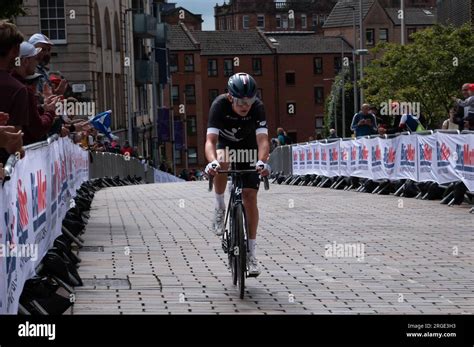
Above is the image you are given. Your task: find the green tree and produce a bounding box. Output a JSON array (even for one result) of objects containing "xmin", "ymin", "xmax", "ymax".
[
  {"xmin": 0, "ymin": 0, "xmax": 26, "ymax": 19},
  {"xmin": 363, "ymin": 24, "xmax": 474, "ymax": 128}
]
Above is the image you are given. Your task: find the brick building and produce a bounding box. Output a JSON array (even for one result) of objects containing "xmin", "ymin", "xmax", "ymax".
[
  {"xmin": 437, "ymin": 0, "xmax": 474, "ymax": 27},
  {"xmin": 323, "ymin": 0, "xmax": 437, "ymax": 50},
  {"xmin": 214, "ymin": 0, "xmax": 338, "ymax": 32},
  {"xmin": 167, "ymin": 23, "xmax": 352, "ymax": 170}
]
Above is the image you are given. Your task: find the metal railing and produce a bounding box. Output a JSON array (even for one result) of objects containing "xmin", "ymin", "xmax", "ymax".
[
  {"xmin": 89, "ymin": 151, "xmax": 150, "ymax": 182},
  {"xmin": 268, "ymin": 130, "xmax": 474, "ymax": 176},
  {"xmin": 3, "ymin": 134, "xmax": 59, "ymax": 182}
]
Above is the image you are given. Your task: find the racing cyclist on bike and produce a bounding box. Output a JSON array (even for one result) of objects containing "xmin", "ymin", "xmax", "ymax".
[{"xmin": 205, "ymin": 72, "xmax": 270, "ymax": 277}]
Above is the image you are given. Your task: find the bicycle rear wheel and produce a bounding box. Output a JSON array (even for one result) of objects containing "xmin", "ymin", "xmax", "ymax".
[{"xmin": 234, "ymin": 204, "xmax": 246, "ymax": 299}]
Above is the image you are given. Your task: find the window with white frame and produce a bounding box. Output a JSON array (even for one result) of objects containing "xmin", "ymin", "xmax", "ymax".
[
  {"xmin": 39, "ymin": 0, "xmax": 67, "ymax": 43},
  {"xmin": 243, "ymin": 15, "xmax": 249, "ymax": 29},
  {"xmin": 301, "ymin": 14, "xmax": 307, "ymax": 29}
]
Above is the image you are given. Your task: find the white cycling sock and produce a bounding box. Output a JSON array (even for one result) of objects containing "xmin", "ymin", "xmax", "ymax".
[
  {"xmin": 248, "ymin": 239, "xmax": 257, "ymax": 258},
  {"xmin": 215, "ymin": 193, "xmax": 225, "ymax": 210}
]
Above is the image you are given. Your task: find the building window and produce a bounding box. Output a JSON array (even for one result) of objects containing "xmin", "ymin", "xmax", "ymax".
[
  {"xmin": 209, "ymin": 89, "xmax": 219, "ymax": 105},
  {"xmin": 312, "ymin": 14, "xmax": 318, "ymax": 28},
  {"xmin": 407, "ymin": 28, "xmax": 417, "ymax": 42},
  {"xmin": 366, "ymin": 28, "xmax": 375, "ymax": 46},
  {"xmin": 334, "ymin": 56, "xmax": 342, "ymax": 74},
  {"xmin": 169, "ymin": 54, "xmax": 178, "ymax": 73},
  {"xmin": 252, "ymin": 58, "xmax": 262, "ymax": 76},
  {"xmin": 243, "ymin": 15, "xmax": 249, "ymax": 29},
  {"xmin": 285, "ymin": 72, "xmax": 295, "ymax": 85},
  {"xmin": 175, "ymin": 149, "xmax": 182, "ymax": 165},
  {"xmin": 379, "ymin": 28, "xmax": 388, "ymax": 42},
  {"xmin": 39, "ymin": 0, "xmax": 67, "ymax": 43},
  {"xmin": 313, "ymin": 57, "xmax": 323, "ymax": 74},
  {"xmin": 224, "ymin": 59, "xmax": 234, "ymax": 77},
  {"xmin": 184, "ymin": 54, "xmax": 194, "ymax": 72},
  {"xmin": 319, "ymin": 15, "xmax": 326, "ymax": 26},
  {"xmin": 187, "ymin": 116, "xmax": 197, "ymax": 135},
  {"xmin": 257, "ymin": 88, "xmax": 263, "ymax": 101},
  {"xmin": 289, "ymin": 15, "xmax": 295, "ymax": 28},
  {"xmin": 287, "ymin": 102, "xmax": 296, "ymax": 116},
  {"xmin": 172, "ymin": 85, "xmax": 179, "ymax": 104},
  {"xmin": 315, "ymin": 117, "xmax": 324, "ymax": 129},
  {"xmin": 276, "ymin": 14, "xmax": 281, "ymax": 28},
  {"xmin": 185, "ymin": 85, "xmax": 196, "ymax": 104},
  {"xmin": 188, "ymin": 147, "xmax": 198, "ymax": 165},
  {"xmin": 301, "ymin": 14, "xmax": 307, "ymax": 29},
  {"xmin": 282, "ymin": 14, "xmax": 288, "ymax": 29},
  {"xmin": 314, "ymin": 86, "xmax": 324, "ymax": 104},
  {"xmin": 257, "ymin": 14, "xmax": 265, "ymax": 28},
  {"xmin": 208, "ymin": 59, "xmax": 218, "ymax": 77}
]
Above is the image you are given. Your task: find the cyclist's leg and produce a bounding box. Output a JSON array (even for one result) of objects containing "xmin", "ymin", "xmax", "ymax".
[
  {"xmin": 214, "ymin": 148, "xmax": 229, "ymax": 196},
  {"xmin": 241, "ymin": 172, "xmax": 261, "ymax": 275},
  {"xmin": 211, "ymin": 148, "xmax": 229, "ymax": 235}
]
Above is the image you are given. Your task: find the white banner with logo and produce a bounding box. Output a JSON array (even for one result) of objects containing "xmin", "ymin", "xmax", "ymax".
[
  {"xmin": 0, "ymin": 138, "xmax": 89, "ymax": 314},
  {"xmin": 291, "ymin": 133, "xmax": 474, "ymax": 192}
]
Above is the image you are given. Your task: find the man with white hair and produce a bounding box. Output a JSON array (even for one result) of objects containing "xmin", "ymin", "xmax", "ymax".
[{"xmin": 28, "ymin": 33, "xmax": 68, "ymax": 95}]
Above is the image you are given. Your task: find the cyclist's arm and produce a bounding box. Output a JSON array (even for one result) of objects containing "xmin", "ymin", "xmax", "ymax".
[
  {"xmin": 256, "ymin": 133, "xmax": 270, "ymax": 162},
  {"xmin": 205, "ymin": 132, "xmax": 219, "ymax": 162}
]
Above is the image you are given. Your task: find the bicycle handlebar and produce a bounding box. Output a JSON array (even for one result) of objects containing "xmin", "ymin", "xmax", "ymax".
[{"xmin": 207, "ymin": 169, "xmax": 270, "ymax": 192}]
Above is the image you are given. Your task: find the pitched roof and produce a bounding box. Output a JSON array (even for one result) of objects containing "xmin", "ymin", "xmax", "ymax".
[
  {"xmin": 264, "ymin": 32, "xmax": 353, "ymax": 53},
  {"xmin": 168, "ymin": 25, "xmax": 198, "ymax": 51},
  {"xmin": 385, "ymin": 7, "xmax": 437, "ymax": 25},
  {"xmin": 323, "ymin": 0, "xmax": 375, "ymax": 28},
  {"xmin": 190, "ymin": 30, "xmax": 274, "ymax": 55}
]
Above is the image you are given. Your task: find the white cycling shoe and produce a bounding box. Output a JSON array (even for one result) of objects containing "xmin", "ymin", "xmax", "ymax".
[
  {"xmin": 212, "ymin": 208, "xmax": 225, "ymax": 236},
  {"xmin": 247, "ymin": 255, "xmax": 261, "ymax": 277}
]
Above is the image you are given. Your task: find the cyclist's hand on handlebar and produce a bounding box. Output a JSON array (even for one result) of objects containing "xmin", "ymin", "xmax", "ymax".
[
  {"xmin": 256, "ymin": 160, "xmax": 271, "ymax": 177},
  {"xmin": 205, "ymin": 160, "xmax": 221, "ymax": 176}
]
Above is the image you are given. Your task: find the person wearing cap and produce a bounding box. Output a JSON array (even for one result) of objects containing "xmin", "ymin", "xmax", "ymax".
[
  {"xmin": 0, "ymin": 20, "xmax": 27, "ymax": 164},
  {"xmin": 12, "ymin": 41, "xmax": 60, "ymax": 144},
  {"xmin": 29, "ymin": 33, "xmax": 68, "ymax": 96},
  {"xmin": 452, "ymin": 83, "xmax": 474, "ymax": 131}
]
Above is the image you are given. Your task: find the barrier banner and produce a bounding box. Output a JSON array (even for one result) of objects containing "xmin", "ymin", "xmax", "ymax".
[
  {"xmin": 290, "ymin": 133, "xmax": 474, "ymax": 192},
  {"xmin": 320, "ymin": 141, "xmax": 340, "ymax": 177},
  {"xmin": 0, "ymin": 138, "xmax": 89, "ymax": 314}
]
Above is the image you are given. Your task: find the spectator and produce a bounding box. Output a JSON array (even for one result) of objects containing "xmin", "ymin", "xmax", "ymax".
[
  {"xmin": 399, "ymin": 110, "xmax": 424, "ymax": 132},
  {"xmin": 159, "ymin": 160, "xmax": 167, "ymax": 172},
  {"xmin": 452, "ymin": 83, "xmax": 474, "ymax": 130},
  {"xmin": 0, "ymin": 20, "xmax": 28, "ymax": 164},
  {"xmin": 12, "ymin": 42, "xmax": 59, "ymax": 144},
  {"xmin": 316, "ymin": 133, "xmax": 323, "ymax": 140},
  {"xmin": 28, "ymin": 33, "xmax": 68, "ymax": 96},
  {"xmin": 328, "ymin": 129, "xmax": 337, "ymax": 138},
  {"xmin": 121, "ymin": 141, "xmax": 133, "ymax": 156},
  {"xmin": 442, "ymin": 108, "xmax": 460, "ymax": 130},
  {"xmin": 276, "ymin": 127, "xmax": 292, "ymax": 145},
  {"xmin": 350, "ymin": 104, "xmax": 377, "ymax": 137}
]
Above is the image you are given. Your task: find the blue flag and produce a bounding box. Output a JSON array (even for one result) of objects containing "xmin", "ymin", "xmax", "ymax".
[{"xmin": 89, "ymin": 110, "xmax": 117, "ymax": 139}]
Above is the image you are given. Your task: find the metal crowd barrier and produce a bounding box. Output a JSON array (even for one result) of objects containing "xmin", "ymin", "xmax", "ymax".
[
  {"xmin": 268, "ymin": 130, "xmax": 474, "ymax": 177},
  {"xmin": 3, "ymin": 134, "xmax": 60, "ymax": 182},
  {"xmin": 89, "ymin": 152, "xmax": 151, "ymax": 183}
]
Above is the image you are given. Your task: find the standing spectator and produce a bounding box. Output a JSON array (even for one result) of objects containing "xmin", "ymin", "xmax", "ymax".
[
  {"xmin": 442, "ymin": 108, "xmax": 460, "ymax": 130},
  {"xmin": 276, "ymin": 127, "xmax": 292, "ymax": 145},
  {"xmin": 350, "ymin": 104, "xmax": 378, "ymax": 137},
  {"xmin": 28, "ymin": 33, "xmax": 68, "ymax": 96},
  {"xmin": 452, "ymin": 83, "xmax": 474, "ymax": 130},
  {"xmin": 328, "ymin": 129, "xmax": 337, "ymax": 138},
  {"xmin": 12, "ymin": 42, "xmax": 59, "ymax": 144},
  {"xmin": 0, "ymin": 21, "xmax": 28, "ymax": 164},
  {"xmin": 452, "ymin": 83, "xmax": 471, "ymax": 130},
  {"xmin": 121, "ymin": 141, "xmax": 133, "ymax": 156}
]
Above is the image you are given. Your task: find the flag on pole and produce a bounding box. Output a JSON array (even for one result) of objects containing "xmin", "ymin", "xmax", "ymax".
[{"xmin": 89, "ymin": 110, "xmax": 118, "ymax": 140}]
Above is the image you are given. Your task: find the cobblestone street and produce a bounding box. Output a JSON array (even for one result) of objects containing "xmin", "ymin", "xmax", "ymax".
[{"xmin": 73, "ymin": 182, "xmax": 474, "ymax": 314}]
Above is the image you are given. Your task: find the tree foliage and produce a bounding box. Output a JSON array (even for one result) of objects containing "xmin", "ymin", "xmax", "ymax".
[
  {"xmin": 362, "ymin": 24, "xmax": 474, "ymax": 127},
  {"xmin": 0, "ymin": 0, "xmax": 27, "ymax": 20}
]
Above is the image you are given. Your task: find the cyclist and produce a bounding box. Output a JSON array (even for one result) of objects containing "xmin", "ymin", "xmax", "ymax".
[{"xmin": 205, "ymin": 72, "xmax": 270, "ymax": 277}]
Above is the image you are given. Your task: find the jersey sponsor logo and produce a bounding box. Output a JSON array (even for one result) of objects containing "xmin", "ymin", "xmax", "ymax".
[{"xmin": 259, "ymin": 121, "xmax": 267, "ymax": 127}]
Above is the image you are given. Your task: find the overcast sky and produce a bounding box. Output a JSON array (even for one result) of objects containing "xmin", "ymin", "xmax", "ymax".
[{"xmin": 172, "ymin": 0, "xmax": 227, "ymax": 30}]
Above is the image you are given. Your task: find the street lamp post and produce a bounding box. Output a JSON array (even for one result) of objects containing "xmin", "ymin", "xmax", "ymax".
[
  {"xmin": 359, "ymin": 0, "xmax": 364, "ymax": 106},
  {"xmin": 401, "ymin": 0, "xmax": 405, "ymax": 45},
  {"xmin": 340, "ymin": 38, "xmax": 346, "ymax": 138}
]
